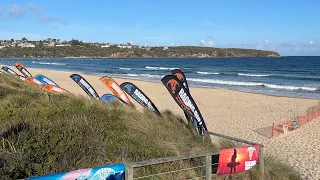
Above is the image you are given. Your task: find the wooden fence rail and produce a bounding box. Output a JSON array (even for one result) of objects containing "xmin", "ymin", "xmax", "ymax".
[{"xmin": 125, "ymin": 131, "xmax": 265, "ymax": 180}]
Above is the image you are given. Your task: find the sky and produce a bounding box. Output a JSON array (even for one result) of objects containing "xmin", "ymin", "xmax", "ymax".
[{"xmin": 0, "ymin": 0, "xmax": 319, "ymax": 56}]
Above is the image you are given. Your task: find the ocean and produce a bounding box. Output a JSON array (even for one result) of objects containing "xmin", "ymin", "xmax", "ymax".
[{"xmin": 1, "ymin": 56, "xmax": 319, "ymax": 99}]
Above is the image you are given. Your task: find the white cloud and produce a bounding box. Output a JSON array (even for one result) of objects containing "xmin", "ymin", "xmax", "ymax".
[
  {"xmin": 2, "ymin": 4, "xmax": 65, "ymax": 25},
  {"xmin": 233, "ymin": 39, "xmax": 320, "ymax": 53},
  {"xmin": 200, "ymin": 40, "xmax": 214, "ymax": 47},
  {"xmin": 26, "ymin": 4, "xmax": 44, "ymax": 13},
  {"xmin": 8, "ymin": 4, "xmax": 26, "ymax": 18},
  {"xmin": 279, "ymin": 40, "xmax": 318, "ymax": 51},
  {"xmin": 255, "ymin": 39, "xmax": 279, "ymax": 51},
  {"xmin": 260, "ymin": 39, "xmax": 270, "ymax": 47}
]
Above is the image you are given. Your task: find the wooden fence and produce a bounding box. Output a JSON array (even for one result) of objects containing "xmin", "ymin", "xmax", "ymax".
[{"xmin": 125, "ymin": 131, "xmax": 265, "ymax": 180}]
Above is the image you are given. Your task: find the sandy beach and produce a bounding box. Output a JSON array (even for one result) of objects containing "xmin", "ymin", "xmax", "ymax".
[{"xmin": 3, "ymin": 66, "xmax": 320, "ymax": 179}]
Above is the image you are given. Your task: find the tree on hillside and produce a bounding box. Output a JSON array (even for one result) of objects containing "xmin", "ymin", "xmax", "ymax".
[
  {"xmin": 37, "ymin": 41, "xmax": 44, "ymax": 48},
  {"xmin": 70, "ymin": 39, "xmax": 84, "ymax": 47}
]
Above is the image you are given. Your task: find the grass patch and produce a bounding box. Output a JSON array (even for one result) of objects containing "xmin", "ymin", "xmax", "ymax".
[{"xmin": 0, "ymin": 73, "xmax": 300, "ymax": 180}]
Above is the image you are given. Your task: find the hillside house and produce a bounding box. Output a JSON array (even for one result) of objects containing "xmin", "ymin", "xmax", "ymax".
[{"xmin": 117, "ymin": 43, "xmax": 132, "ymax": 49}]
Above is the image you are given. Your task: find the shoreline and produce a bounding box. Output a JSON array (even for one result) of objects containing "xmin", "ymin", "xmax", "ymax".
[
  {"xmin": 4, "ymin": 65, "xmax": 318, "ymax": 101},
  {"xmin": 2, "ymin": 56, "xmax": 282, "ymax": 59},
  {"xmin": 8, "ymin": 65, "xmax": 319, "ymax": 116}
]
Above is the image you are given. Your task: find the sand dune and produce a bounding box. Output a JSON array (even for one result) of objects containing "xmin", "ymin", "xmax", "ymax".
[
  {"xmin": 3, "ymin": 66, "xmax": 320, "ymax": 178},
  {"xmin": 266, "ymin": 117, "xmax": 320, "ymax": 180}
]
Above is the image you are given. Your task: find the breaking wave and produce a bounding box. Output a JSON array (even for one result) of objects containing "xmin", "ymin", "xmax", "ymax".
[
  {"xmin": 238, "ymin": 73, "xmax": 271, "ymax": 77},
  {"xmin": 197, "ymin": 71, "xmax": 220, "ymax": 75},
  {"xmin": 32, "ymin": 61, "xmax": 67, "ymax": 66},
  {"xmin": 123, "ymin": 73, "xmax": 162, "ymax": 78},
  {"xmin": 196, "ymin": 71, "xmax": 271, "ymax": 77},
  {"xmin": 119, "ymin": 68, "xmax": 131, "ymax": 70},
  {"xmin": 126, "ymin": 74, "xmax": 139, "ymax": 77},
  {"xmin": 145, "ymin": 66, "xmax": 189, "ymax": 70},
  {"xmin": 188, "ymin": 78, "xmax": 318, "ymax": 92}
]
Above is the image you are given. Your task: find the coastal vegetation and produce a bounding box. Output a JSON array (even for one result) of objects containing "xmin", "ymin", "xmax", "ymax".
[
  {"xmin": 0, "ymin": 46, "xmax": 280, "ymax": 58},
  {"xmin": 0, "ymin": 74, "xmax": 298, "ymax": 180},
  {"xmin": 0, "ymin": 38, "xmax": 280, "ymax": 58}
]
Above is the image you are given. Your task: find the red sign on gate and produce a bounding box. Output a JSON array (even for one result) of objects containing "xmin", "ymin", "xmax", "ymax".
[{"xmin": 217, "ymin": 145, "xmax": 261, "ymax": 174}]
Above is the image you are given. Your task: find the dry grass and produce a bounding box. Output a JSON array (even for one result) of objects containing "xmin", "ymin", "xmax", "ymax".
[{"xmin": 0, "ymin": 73, "xmax": 300, "ymax": 180}]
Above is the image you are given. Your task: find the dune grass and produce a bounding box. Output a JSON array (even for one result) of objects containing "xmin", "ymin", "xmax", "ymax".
[{"xmin": 0, "ymin": 73, "xmax": 300, "ymax": 179}]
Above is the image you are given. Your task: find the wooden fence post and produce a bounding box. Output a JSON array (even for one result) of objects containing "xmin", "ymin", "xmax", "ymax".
[
  {"xmin": 205, "ymin": 154, "xmax": 212, "ymax": 180},
  {"xmin": 259, "ymin": 147, "xmax": 265, "ymax": 180},
  {"xmin": 125, "ymin": 163, "xmax": 133, "ymax": 180}
]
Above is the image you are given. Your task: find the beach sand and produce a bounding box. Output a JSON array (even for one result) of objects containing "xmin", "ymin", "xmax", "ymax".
[
  {"xmin": 3, "ymin": 66, "xmax": 320, "ymax": 178},
  {"xmin": 266, "ymin": 117, "xmax": 320, "ymax": 180}
]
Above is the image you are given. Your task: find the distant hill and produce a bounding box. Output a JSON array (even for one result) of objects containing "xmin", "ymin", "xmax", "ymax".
[{"xmin": 0, "ymin": 46, "xmax": 280, "ymax": 58}]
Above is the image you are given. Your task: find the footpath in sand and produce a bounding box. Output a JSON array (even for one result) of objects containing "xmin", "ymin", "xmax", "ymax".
[
  {"xmin": 3, "ymin": 66, "xmax": 320, "ymax": 178},
  {"xmin": 265, "ymin": 117, "xmax": 320, "ymax": 180}
]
